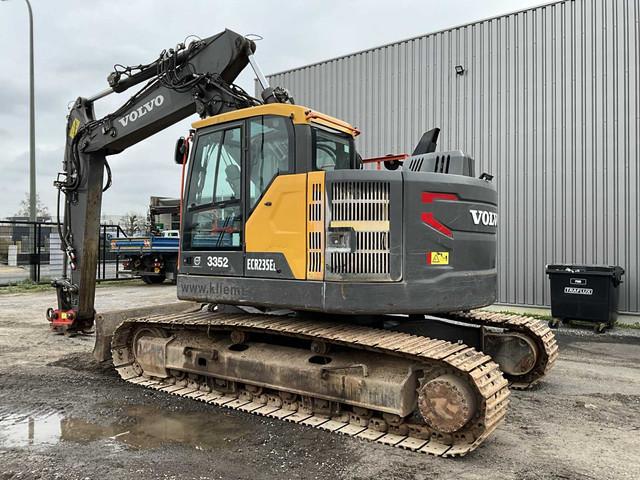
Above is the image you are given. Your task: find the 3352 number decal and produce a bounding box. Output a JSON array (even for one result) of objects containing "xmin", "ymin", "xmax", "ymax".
[{"xmin": 207, "ymin": 256, "xmax": 229, "ymax": 268}]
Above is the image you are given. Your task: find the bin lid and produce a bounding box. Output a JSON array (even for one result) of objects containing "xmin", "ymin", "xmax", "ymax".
[{"xmin": 545, "ymin": 264, "xmax": 625, "ymax": 279}]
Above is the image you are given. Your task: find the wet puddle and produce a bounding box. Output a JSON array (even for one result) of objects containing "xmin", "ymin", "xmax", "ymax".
[
  {"xmin": 0, "ymin": 413, "xmax": 62, "ymax": 447},
  {"xmin": 0, "ymin": 404, "xmax": 247, "ymax": 450}
]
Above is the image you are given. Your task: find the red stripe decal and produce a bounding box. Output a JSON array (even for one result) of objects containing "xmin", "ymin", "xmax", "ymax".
[
  {"xmin": 422, "ymin": 192, "xmax": 458, "ymax": 204},
  {"xmin": 421, "ymin": 212, "xmax": 453, "ymax": 238},
  {"xmin": 421, "ymin": 192, "xmax": 457, "ymax": 238}
]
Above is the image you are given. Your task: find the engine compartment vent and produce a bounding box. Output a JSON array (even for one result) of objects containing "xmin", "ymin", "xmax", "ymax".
[
  {"xmin": 405, "ymin": 150, "xmax": 475, "ymax": 177},
  {"xmin": 326, "ymin": 181, "xmax": 391, "ymax": 281},
  {"xmin": 407, "ymin": 157, "xmax": 424, "ymax": 172},
  {"xmin": 306, "ymin": 176, "xmax": 324, "ymax": 280}
]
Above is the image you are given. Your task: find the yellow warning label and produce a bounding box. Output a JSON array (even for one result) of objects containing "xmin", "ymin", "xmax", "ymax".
[
  {"xmin": 429, "ymin": 251, "xmax": 449, "ymax": 265},
  {"xmin": 68, "ymin": 118, "xmax": 80, "ymax": 139}
]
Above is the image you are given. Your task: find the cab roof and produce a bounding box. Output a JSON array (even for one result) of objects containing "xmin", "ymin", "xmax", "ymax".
[{"xmin": 192, "ymin": 103, "xmax": 360, "ymax": 137}]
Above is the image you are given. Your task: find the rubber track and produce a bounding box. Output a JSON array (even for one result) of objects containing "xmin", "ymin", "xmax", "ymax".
[
  {"xmin": 111, "ymin": 311, "xmax": 511, "ymax": 458},
  {"xmin": 440, "ymin": 310, "xmax": 559, "ymax": 389}
]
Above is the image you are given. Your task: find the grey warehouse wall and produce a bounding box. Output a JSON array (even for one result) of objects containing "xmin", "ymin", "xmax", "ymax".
[{"xmin": 265, "ymin": 0, "xmax": 640, "ymax": 313}]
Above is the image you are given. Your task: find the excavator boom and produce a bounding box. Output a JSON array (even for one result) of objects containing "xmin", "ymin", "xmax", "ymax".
[{"xmin": 50, "ymin": 29, "xmax": 272, "ymax": 331}]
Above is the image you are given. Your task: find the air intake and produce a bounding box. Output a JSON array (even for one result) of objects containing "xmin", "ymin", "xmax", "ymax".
[{"xmin": 405, "ymin": 150, "xmax": 475, "ymax": 177}]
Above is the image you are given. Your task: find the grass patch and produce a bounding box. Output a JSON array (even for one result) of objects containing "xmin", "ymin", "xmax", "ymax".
[
  {"xmin": 95, "ymin": 279, "xmax": 147, "ymax": 289},
  {"xmin": 0, "ymin": 278, "xmax": 146, "ymax": 295},
  {"xmin": 620, "ymin": 322, "xmax": 640, "ymax": 330},
  {"xmin": 491, "ymin": 309, "xmax": 554, "ymax": 322},
  {"xmin": 0, "ymin": 279, "xmax": 52, "ymax": 294}
]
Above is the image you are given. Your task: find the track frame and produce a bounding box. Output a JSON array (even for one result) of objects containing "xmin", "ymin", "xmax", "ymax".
[{"xmin": 111, "ymin": 311, "xmax": 511, "ymax": 457}]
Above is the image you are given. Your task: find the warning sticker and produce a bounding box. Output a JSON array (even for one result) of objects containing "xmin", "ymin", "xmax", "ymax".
[
  {"xmin": 427, "ymin": 251, "xmax": 449, "ymax": 265},
  {"xmin": 69, "ymin": 118, "xmax": 80, "ymax": 139}
]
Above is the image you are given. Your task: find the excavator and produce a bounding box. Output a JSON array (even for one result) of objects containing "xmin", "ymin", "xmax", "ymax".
[{"xmin": 46, "ymin": 29, "xmax": 557, "ymax": 457}]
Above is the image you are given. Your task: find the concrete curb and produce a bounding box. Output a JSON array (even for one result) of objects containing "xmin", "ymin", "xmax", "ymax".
[
  {"xmin": 552, "ymin": 325, "xmax": 640, "ymax": 344},
  {"xmin": 483, "ymin": 304, "xmax": 640, "ymax": 327}
]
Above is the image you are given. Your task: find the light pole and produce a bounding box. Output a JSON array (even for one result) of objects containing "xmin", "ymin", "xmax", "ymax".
[
  {"xmin": 26, "ymin": 0, "xmax": 35, "ymax": 223},
  {"xmin": 3, "ymin": 0, "xmax": 36, "ymax": 282},
  {"xmin": 2, "ymin": 0, "xmax": 36, "ymax": 222}
]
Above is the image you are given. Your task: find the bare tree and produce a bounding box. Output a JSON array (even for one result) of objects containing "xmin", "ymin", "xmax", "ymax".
[
  {"xmin": 119, "ymin": 212, "xmax": 150, "ymax": 236},
  {"xmin": 15, "ymin": 193, "xmax": 51, "ymax": 221}
]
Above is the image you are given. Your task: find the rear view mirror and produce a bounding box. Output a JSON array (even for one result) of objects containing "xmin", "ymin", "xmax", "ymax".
[{"xmin": 174, "ymin": 136, "xmax": 189, "ymax": 165}]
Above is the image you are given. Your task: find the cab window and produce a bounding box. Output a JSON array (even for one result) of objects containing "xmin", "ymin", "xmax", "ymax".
[
  {"xmin": 183, "ymin": 126, "xmax": 242, "ymax": 250},
  {"xmin": 313, "ymin": 128, "xmax": 354, "ymax": 171},
  {"xmin": 248, "ymin": 116, "xmax": 291, "ymax": 207}
]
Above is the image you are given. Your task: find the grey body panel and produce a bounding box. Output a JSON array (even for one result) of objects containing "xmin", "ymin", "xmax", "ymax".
[
  {"xmin": 402, "ymin": 170, "xmax": 497, "ymax": 286},
  {"xmin": 177, "ymin": 271, "xmax": 494, "ymax": 315}
]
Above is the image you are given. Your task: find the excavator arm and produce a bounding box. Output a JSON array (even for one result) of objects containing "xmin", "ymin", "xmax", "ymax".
[{"xmin": 48, "ymin": 29, "xmax": 282, "ymax": 332}]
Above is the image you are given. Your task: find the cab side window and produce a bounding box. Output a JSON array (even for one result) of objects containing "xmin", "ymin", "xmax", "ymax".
[
  {"xmin": 248, "ymin": 116, "xmax": 291, "ymax": 207},
  {"xmin": 314, "ymin": 128, "xmax": 353, "ymax": 171}
]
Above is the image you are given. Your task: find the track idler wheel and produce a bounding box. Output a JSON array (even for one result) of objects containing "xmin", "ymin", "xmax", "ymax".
[
  {"xmin": 418, "ymin": 374, "xmax": 476, "ymax": 434},
  {"xmin": 484, "ymin": 332, "xmax": 538, "ymax": 377}
]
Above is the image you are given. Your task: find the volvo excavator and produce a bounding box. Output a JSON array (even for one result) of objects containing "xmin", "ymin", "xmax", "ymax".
[{"xmin": 47, "ymin": 29, "xmax": 557, "ymax": 457}]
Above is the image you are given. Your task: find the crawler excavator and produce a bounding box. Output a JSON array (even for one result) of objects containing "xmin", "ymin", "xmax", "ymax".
[{"xmin": 47, "ymin": 29, "xmax": 557, "ymax": 457}]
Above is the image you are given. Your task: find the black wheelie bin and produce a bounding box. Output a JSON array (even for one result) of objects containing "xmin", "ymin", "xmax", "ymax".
[{"xmin": 545, "ymin": 264, "xmax": 625, "ymax": 333}]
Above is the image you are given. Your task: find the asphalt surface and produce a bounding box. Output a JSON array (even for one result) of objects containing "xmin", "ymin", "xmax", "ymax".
[{"xmin": 1, "ymin": 284, "xmax": 639, "ymax": 480}]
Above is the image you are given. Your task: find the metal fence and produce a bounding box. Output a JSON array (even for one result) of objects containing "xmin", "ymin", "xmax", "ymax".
[{"xmin": 0, "ymin": 220, "xmax": 129, "ymax": 286}]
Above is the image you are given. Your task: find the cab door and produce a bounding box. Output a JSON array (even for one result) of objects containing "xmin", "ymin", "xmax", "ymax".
[
  {"xmin": 181, "ymin": 122, "xmax": 245, "ymax": 276},
  {"xmin": 243, "ymin": 115, "xmax": 302, "ymax": 279}
]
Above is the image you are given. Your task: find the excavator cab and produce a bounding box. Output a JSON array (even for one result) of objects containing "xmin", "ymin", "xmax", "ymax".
[{"xmin": 177, "ymin": 103, "xmax": 498, "ymax": 315}]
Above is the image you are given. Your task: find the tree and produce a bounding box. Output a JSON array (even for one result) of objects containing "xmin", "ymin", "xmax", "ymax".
[
  {"xmin": 15, "ymin": 193, "xmax": 51, "ymax": 221},
  {"xmin": 119, "ymin": 212, "xmax": 150, "ymax": 236}
]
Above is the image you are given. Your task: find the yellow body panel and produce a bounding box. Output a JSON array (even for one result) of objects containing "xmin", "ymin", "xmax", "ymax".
[
  {"xmin": 306, "ymin": 172, "xmax": 325, "ymax": 280},
  {"xmin": 245, "ymin": 174, "xmax": 308, "ymax": 280},
  {"xmin": 192, "ymin": 104, "xmax": 359, "ymax": 137}
]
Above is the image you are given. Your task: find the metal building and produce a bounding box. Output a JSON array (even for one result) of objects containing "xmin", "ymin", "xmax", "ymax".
[{"xmin": 266, "ymin": 0, "xmax": 640, "ymax": 313}]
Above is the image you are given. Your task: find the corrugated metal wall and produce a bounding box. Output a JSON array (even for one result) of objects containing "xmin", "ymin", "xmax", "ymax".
[{"xmin": 266, "ymin": 0, "xmax": 640, "ymax": 313}]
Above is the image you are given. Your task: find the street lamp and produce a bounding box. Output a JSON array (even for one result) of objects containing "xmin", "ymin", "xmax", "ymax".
[{"xmin": 2, "ymin": 0, "xmax": 36, "ymax": 222}]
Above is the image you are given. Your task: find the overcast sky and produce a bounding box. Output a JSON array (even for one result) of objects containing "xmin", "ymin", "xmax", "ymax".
[{"xmin": 0, "ymin": 0, "xmax": 544, "ymax": 219}]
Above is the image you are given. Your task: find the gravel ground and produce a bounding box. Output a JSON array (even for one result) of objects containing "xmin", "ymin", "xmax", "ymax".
[{"xmin": 1, "ymin": 284, "xmax": 639, "ymax": 480}]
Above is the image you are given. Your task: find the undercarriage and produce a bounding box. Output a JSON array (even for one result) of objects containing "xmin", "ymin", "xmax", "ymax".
[{"xmin": 110, "ymin": 309, "xmax": 527, "ymax": 457}]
